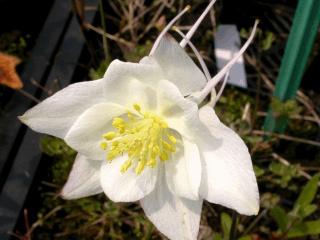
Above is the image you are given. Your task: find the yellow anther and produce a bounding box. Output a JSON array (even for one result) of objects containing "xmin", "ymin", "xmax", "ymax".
[
  {"xmin": 112, "ymin": 141, "xmax": 119, "ymax": 147},
  {"xmin": 153, "ymin": 146, "xmax": 160, "ymax": 154},
  {"xmin": 119, "ymin": 127, "xmax": 125, "ymax": 134},
  {"xmin": 133, "ymin": 103, "xmax": 141, "ymax": 112},
  {"xmin": 120, "ymin": 159, "xmax": 132, "ymax": 173},
  {"xmin": 163, "ymin": 141, "xmax": 176, "ymax": 152},
  {"xmin": 160, "ymin": 152, "xmax": 169, "ymax": 161},
  {"xmin": 127, "ymin": 112, "xmax": 135, "ymax": 120},
  {"xmin": 112, "ymin": 117, "xmax": 125, "ymax": 128},
  {"xmin": 107, "ymin": 150, "xmax": 118, "ymax": 160},
  {"xmin": 103, "ymin": 132, "xmax": 117, "ymax": 140},
  {"xmin": 128, "ymin": 149, "xmax": 135, "ymax": 157},
  {"xmin": 147, "ymin": 158, "xmax": 157, "ymax": 168},
  {"xmin": 100, "ymin": 142, "xmax": 108, "ymax": 150},
  {"xmin": 169, "ymin": 135, "xmax": 177, "ymax": 144},
  {"xmin": 160, "ymin": 122, "xmax": 168, "ymax": 128}
]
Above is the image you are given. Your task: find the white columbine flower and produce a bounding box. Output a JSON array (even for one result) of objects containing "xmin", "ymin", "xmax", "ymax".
[{"xmin": 19, "ymin": 1, "xmax": 259, "ymax": 239}]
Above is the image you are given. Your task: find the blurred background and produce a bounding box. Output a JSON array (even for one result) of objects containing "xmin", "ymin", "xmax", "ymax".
[{"xmin": 0, "ymin": 0, "xmax": 319, "ymax": 239}]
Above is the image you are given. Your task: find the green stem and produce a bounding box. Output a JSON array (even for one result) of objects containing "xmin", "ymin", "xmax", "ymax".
[
  {"xmin": 229, "ymin": 211, "xmax": 238, "ymax": 240},
  {"xmin": 99, "ymin": 0, "xmax": 109, "ymax": 59}
]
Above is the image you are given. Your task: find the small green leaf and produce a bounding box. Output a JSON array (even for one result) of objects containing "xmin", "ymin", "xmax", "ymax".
[
  {"xmin": 296, "ymin": 204, "xmax": 317, "ymax": 219},
  {"xmin": 287, "ymin": 220, "xmax": 320, "ymax": 238},
  {"xmin": 123, "ymin": 41, "xmax": 153, "ymax": 62},
  {"xmin": 253, "ymin": 165, "xmax": 265, "ymax": 177},
  {"xmin": 238, "ymin": 236, "xmax": 252, "ymax": 240},
  {"xmin": 260, "ymin": 192, "xmax": 280, "ymax": 209},
  {"xmin": 220, "ymin": 212, "xmax": 232, "ymax": 240},
  {"xmin": 294, "ymin": 174, "xmax": 320, "ymax": 207},
  {"xmin": 269, "ymin": 162, "xmax": 299, "ymax": 187},
  {"xmin": 270, "ymin": 206, "xmax": 288, "ymax": 232},
  {"xmin": 89, "ymin": 59, "xmax": 110, "ymax": 80},
  {"xmin": 40, "ymin": 136, "xmax": 75, "ymax": 156},
  {"xmin": 271, "ymin": 97, "xmax": 301, "ymax": 117},
  {"xmin": 261, "ymin": 31, "xmax": 275, "ymax": 50},
  {"xmin": 269, "ymin": 162, "xmax": 283, "ymax": 175},
  {"xmin": 214, "ymin": 233, "xmax": 223, "ymax": 240}
]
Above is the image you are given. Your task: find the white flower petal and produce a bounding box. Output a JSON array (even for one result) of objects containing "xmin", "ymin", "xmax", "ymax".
[
  {"xmin": 19, "ymin": 79, "xmax": 105, "ymax": 138},
  {"xmin": 103, "ymin": 59, "xmax": 161, "ymax": 109},
  {"xmin": 156, "ymin": 80, "xmax": 209, "ymax": 142},
  {"xmin": 148, "ymin": 35, "xmax": 207, "ymax": 96},
  {"xmin": 198, "ymin": 106, "xmax": 259, "ymax": 215},
  {"xmin": 64, "ymin": 102, "xmax": 126, "ymax": 160},
  {"xmin": 165, "ymin": 137, "xmax": 201, "ymax": 200},
  {"xmin": 61, "ymin": 154, "xmax": 103, "ymax": 199},
  {"xmin": 100, "ymin": 155, "xmax": 158, "ymax": 202},
  {"xmin": 141, "ymin": 169, "xmax": 202, "ymax": 240}
]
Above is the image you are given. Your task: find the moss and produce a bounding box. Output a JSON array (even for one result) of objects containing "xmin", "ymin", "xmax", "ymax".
[{"xmin": 0, "ymin": 31, "xmax": 29, "ymax": 59}]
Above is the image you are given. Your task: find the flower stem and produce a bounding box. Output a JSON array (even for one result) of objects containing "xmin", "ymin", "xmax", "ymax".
[
  {"xmin": 99, "ymin": 0, "xmax": 109, "ymax": 59},
  {"xmin": 17, "ymin": 89, "xmax": 40, "ymax": 103},
  {"xmin": 229, "ymin": 211, "xmax": 238, "ymax": 240}
]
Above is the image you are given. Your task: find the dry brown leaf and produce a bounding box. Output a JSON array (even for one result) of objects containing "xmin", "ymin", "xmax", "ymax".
[{"xmin": 0, "ymin": 52, "xmax": 23, "ymax": 89}]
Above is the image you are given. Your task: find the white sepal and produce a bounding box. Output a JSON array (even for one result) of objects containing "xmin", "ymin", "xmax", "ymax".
[
  {"xmin": 61, "ymin": 154, "xmax": 103, "ymax": 199},
  {"xmin": 141, "ymin": 169, "xmax": 202, "ymax": 240},
  {"xmin": 64, "ymin": 102, "xmax": 126, "ymax": 160},
  {"xmin": 198, "ymin": 106, "xmax": 259, "ymax": 215},
  {"xmin": 100, "ymin": 155, "xmax": 158, "ymax": 202},
  {"xmin": 19, "ymin": 79, "xmax": 105, "ymax": 138}
]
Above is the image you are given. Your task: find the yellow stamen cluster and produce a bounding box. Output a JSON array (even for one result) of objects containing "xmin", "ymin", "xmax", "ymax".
[{"xmin": 100, "ymin": 104, "xmax": 177, "ymax": 175}]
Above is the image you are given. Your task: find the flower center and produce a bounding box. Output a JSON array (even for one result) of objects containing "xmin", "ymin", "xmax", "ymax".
[{"xmin": 100, "ymin": 104, "xmax": 177, "ymax": 175}]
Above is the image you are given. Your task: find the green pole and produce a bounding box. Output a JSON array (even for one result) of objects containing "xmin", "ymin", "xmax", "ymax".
[{"xmin": 263, "ymin": 0, "xmax": 320, "ymax": 133}]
